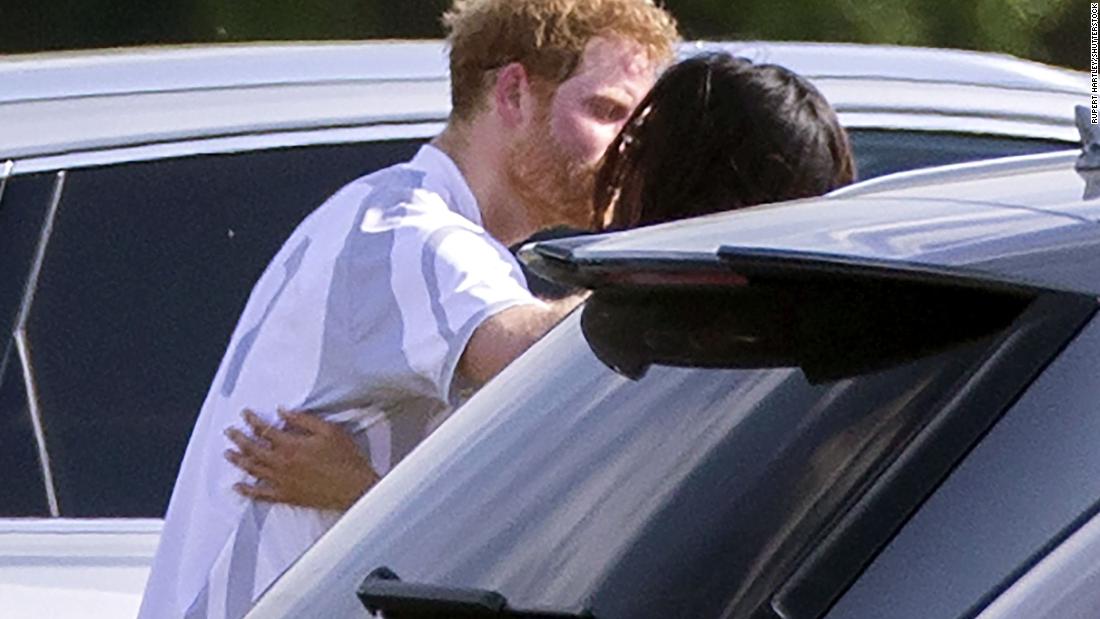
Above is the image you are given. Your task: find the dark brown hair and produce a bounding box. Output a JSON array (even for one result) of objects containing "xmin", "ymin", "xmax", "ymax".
[{"xmin": 595, "ymin": 52, "xmax": 856, "ymax": 230}]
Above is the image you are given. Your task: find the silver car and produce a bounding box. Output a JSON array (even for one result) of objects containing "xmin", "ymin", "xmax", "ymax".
[
  {"xmin": 251, "ymin": 127, "xmax": 1100, "ymax": 619},
  {"xmin": 0, "ymin": 41, "xmax": 1089, "ymax": 617}
]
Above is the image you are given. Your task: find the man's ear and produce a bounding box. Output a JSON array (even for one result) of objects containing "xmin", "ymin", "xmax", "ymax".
[{"xmin": 492, "ymin": 62, "xmax": 535, "ymax": 129}]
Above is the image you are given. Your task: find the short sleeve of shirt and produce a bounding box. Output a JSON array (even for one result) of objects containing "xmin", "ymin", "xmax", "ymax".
[{"xmin": 397, "ymin": 221, "xmax": 543, "ymax": 404}]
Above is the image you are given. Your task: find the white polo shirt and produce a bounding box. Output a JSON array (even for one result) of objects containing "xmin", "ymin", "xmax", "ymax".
[{"xmin": 139, "ymin": 145, "xmax": 542, "ymax": 619}]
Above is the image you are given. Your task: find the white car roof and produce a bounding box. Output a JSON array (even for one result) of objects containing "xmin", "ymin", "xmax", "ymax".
[
  {"xmin": 697, "ymin": 41, "xmax": 1087, "ymax": 93},
  {"xmin": 0, "ymin": 41, "xmax": 1088, "ymax": 163},
  {"xmin": 2, "ymin": 40, "xmax": 1086, "ymax": 102}
]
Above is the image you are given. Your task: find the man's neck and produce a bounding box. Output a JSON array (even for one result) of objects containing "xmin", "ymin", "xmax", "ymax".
[{"xmin": 432, "ymin": 124, "xmax": 540, "ymax": 247}]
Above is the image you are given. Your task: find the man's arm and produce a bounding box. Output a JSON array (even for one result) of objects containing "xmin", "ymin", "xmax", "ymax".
[
  {"xmin": 458, "ymin": 293, "xmax": 587, "ymax": 386},
  {"xmin": 225, "ymin": 294, "xmax": 586, "ymax": 511}
]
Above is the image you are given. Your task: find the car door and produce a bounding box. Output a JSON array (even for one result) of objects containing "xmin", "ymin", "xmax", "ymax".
[
  {"xmin": 823, "ymin": 312, "xmax": 1100, "ymax": 619},
  {"xmin": 974, "ymin": 507, "xmax": 1100, "ymax": 619},
  {"xmin": 243, "ymin": 254, "xmax": 1094, "ymax": 619}
]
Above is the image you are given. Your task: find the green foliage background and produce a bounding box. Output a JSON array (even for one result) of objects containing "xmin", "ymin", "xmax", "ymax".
[{"xmin": 3, "ymin": 0, "xmax": 1091, "ymax": 70}]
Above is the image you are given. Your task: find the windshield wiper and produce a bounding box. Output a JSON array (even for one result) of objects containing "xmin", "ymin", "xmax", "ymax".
[{"xmin": 358, "ymin": 567, "xmax": 594, "ymax": 618}]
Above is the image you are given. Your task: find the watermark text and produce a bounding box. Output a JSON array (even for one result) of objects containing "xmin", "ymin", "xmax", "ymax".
[{"xmin": 1091, "ymin": 3, "xmax": 1098, "ymax": 122}]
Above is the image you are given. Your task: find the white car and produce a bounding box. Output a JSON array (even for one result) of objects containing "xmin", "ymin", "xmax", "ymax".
[{"xmin": 0, "ymin": 40, "xmax": 1088, "ymax": 617}]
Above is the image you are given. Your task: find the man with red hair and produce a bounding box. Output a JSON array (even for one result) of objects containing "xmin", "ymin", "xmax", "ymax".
[{"xmin": 140, "ymin": 2, "xmax": 679, "ymax": 618}]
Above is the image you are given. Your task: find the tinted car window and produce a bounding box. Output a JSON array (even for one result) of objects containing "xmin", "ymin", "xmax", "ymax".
[
  {"xmin": 825, "ymin": 314, "xmax": 1100, "ymax": 619},
  {"xmin": 0, "ymin": 172, "xmax": 56, "ymax": 516},
  {"xmin": 285, "ymin": 279, "xmax": 1041, "ymax": 619},
  {"xmin": 849, "ymin": 130, "xmax": 1071, "ymax": 179},
  {"xmin": 22, "ymin": 139, "xmax": 423, "ymax": 517}
]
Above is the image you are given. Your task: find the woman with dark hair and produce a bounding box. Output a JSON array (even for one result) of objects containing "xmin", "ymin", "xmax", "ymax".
[
  {"xmin": 596, "ymin": 52, "xmax": 855, "ymax": 230},
  {"xmin": 524, "ymin": 51, "xmax": 855, "ymax": 298},
  {"xmin": 224, "ymin": 52, "xmax": 857, "ymax": 509}
]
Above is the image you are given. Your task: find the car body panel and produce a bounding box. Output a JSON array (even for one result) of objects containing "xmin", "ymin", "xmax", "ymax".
[
  {"xmin": 832, "ymin": 150, "xmax": 1100, "ymax": 218},
  {"xmin": 693, "ymin": 41, "xmax": 1088, "ymax": 93},
  {"xmin": 7, "ymin": 77, "xmax": 1079, "ymax": 164},
  {"xmin": 825, "ymin": 313, "xmax": 1100, "ymax": 619},
  {"xmin": 1, "ymin": 41, "xmax": 1086, "ymax": 162},
  {"xmin": 0, "ymin": 519, "xmax": 161, "ymax": 618},
  {"xmin": 809, "ymin": 77, "xmax": 1083, "ymax": 141},
  {"xmin": 249, "ymin": 148, "xmax": 1100, "ymax": 619},
  {"xmin": 10, "ymin": 122, "xmax": 445, "ymax": 175},
  {"xmin": 0, "ymin": 41, "xmax": 451, "ymax": 104},
  {"xmin": 248, "ymin": 294, "xmax": 1095, "ymax": 619},
  {"xmin": 2, "ymin": 81, "xmax": 449, "ymax": 161},
  {"xmin": 975, "ymin": 508, "xmax": 1100, "ymax": 619},
  {"xmin": 3, "ymin": 40, "xmax": 1083, "ymax": 104}
]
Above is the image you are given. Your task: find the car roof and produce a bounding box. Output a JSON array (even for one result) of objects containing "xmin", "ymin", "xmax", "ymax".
[
  {"xmin": 0, "ymin": 41, "xmax": 1087, "ymax": 163},
  {"xmin": 3, "ymin": 40, "xmax": 1085, "ymax": 103},
  {"xmin": 697, "ymin": 41, "xmax": 1087, "ymax": 93},
  {"xmin": 529, "ymin": 150, "xmax": 1100, "ymax": 296}
]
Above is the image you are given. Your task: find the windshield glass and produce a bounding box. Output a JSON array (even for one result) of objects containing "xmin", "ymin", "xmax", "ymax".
[{"xmin": 263, "ymin": 282, "xmax": 1029, "ymax": 619}]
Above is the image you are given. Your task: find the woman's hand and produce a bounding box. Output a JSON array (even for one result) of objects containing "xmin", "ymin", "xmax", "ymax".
[{"xmin": 224, "ymin": 409, "xmax": 378, "ymax": 511}]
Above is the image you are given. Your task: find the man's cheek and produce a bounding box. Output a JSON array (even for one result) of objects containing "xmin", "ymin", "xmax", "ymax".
[
  {"xmin": 595, "ymin": 125, "xmax": 623, "ymax": 159},
  {"xmin": 566, "ymin": 123, "xmax": 616, "ymax": 165},
  {"xmin": 548, "ymin": 110, "xmax": 588, "ymax": 150},
  {"xmin": 584, "ymin": 120, "xmax": 625, "ymax": 160}
]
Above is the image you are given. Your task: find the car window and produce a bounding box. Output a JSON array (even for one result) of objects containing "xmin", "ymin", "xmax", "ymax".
[
  {"xmin": 848, "ymin": 130, "xmax": 1072, "ymax": 179},
  {"xmin": 19, "ymin": 139, "xmax": 423, "ymax": 517},
  {"xmin": 825, "ymin": 313, "xmax": 1100, "ymax": 619},
  {"xmin": 0, "ymin": 172, "xmax": 56, "ymax": 516},
  {"xmin": 265, "ymin": 277, "xmax": 1065, "ymax": 619}
]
